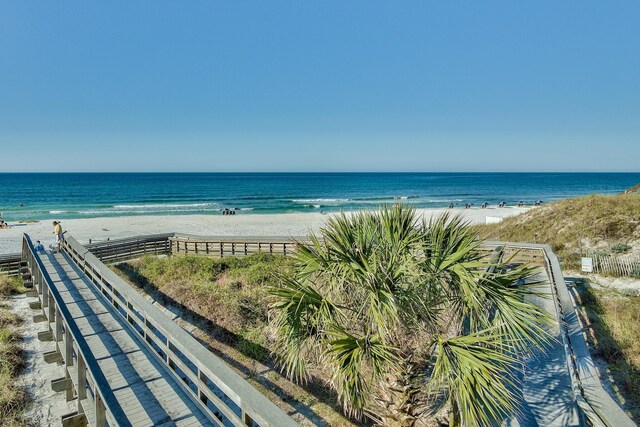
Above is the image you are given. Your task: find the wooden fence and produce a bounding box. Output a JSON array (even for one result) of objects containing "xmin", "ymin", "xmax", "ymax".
[
  {"xmin": 170, "ymin": 236, "xmax": 297, "ymax": 257},
  {"xmin": 86, "ymin": 233, "xmax": 174, "ymax": 263},
  {"xmin": 0, "ymin": 253, "xmax": 22, "ymax": 276},
  {"xmin": 592, "ymin": 254, "xmax": 640, "ymax": 276}
]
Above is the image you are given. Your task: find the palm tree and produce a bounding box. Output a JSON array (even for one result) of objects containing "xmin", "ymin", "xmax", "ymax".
[{"xmin": 269, "ymin": 205, "xmax": 551, "ymax": 426}]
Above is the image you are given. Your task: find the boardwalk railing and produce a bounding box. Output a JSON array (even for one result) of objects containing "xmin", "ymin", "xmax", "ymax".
[
  {"xmin": 86, "ymin": 233, "xmax": 174, "ymax": 263},
  {"xmin": 61, "ymin": 235, "xmax": 297, "ymax": 427},
  {"xmin": 0, "ymin": 253, "xmax": 22, "ymax": 275},
  {"xmin": 23, "ymin": 234, "xmax": 127, "ymax": 426},
  {"xmin": 170, "ymin": 235, "xmax": 298, "ymax": 257},
  {"xmin": 486, "ymin": 241, "xmax": 635, "ymax": 427}
]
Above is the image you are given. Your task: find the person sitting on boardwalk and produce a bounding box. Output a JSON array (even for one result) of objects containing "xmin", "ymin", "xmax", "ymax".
[
  {"xmin": 53, "ymin": 221, "xmax": 63, "ymax": 252},
  {"xmin": 34, "ymin": 240, "xmax": 45, "ymax": 253}
]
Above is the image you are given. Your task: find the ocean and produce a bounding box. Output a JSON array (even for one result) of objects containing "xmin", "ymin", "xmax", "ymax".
[{"xmin": 0, "ymin": 173, "xmax": 638, "ymax": 221}]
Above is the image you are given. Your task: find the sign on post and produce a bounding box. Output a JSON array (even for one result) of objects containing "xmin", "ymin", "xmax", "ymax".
[{"xmin": 581, "ymin": 257, "xmax": 593, "ymax": 273}]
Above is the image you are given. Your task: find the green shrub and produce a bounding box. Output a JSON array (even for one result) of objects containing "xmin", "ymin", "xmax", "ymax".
[
  {"xmin": 0, "ymin": 276, "xmax": 25, "ymax": 296},
  {"xmin": 611, "ymin": 242, "xmax": 632, "ymax": 254},
  {"xmin": 631, "ymin": 268, "xmax": 640, "ymax": 278}
]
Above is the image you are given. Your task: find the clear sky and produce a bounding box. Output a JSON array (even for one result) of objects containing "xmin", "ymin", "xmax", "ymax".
[{"xmin": 1, "ymin": 1, "xmax": 638, "ymax": 172}]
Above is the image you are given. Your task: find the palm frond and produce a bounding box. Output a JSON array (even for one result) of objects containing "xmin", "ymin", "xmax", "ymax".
[
  {"xmin": 430, "ymin": 330, "xmax": 520, "ymax": 427},
  {"xmin": 324, "ymin": 328, "xmax": 400, "ymax": 416}
]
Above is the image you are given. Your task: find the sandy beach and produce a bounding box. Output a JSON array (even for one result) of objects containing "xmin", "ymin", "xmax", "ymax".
[{"xmin": 0, "ymin": 207, "xmax": 529, "ymax": 254}]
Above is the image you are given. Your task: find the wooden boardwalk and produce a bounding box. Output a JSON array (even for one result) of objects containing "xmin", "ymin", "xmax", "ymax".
[
  {"xmin": 15, "ymin": 233, "xmax": 632, "ymax": 427},
  {"xmin": 39, "ymin": 250, "xmax": 212, "ymax": 426}
]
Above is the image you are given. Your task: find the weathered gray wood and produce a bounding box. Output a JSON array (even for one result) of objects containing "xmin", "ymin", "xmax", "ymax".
[
  {"xmin": 33, "ymin": 313, "xmax": 47, "ymax": 323},
  {"xmin": 44, "ymin": 350, "xmax": 63, "ymax": 364},
  {"xmin": 52, "ymin": 377, "xmax": 73, "ymax": 392},
  {"xmin": 61, "ymin": 411, "xmax": 87, "ymax": 427},
  {"xmin": 38, "ymin": 330, "xmax": 54, "ymax": 342},
  {"xmin": 0, "ymin": 253, "xmax": 22, "ymax": 276}
]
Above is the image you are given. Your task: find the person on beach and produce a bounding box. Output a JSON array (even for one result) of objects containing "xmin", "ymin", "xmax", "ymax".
[{"xmin": 53, "ymin": 221, "xmax": 63, "ymax": 252}]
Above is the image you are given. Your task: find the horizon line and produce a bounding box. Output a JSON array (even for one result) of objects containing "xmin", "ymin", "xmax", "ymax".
[{"xmin": 1, "ymin": 171, "xmax": 639, "ymax": 174}]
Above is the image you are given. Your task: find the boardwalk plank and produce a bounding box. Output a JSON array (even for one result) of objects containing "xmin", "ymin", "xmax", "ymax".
[{"xmin": 38, "ymin": 251, "xmax": 212, "ymax": 426}]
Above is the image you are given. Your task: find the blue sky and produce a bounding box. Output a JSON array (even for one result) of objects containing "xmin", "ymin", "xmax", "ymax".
[{"xmin": 1, "ymin": 1, "xmax": 638, "ymax": 172}]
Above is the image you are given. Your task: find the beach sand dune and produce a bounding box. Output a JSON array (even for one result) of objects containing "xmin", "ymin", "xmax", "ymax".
[{"xmin": 0, "ymin": 207, "xmax": 529, "ymax": 254}]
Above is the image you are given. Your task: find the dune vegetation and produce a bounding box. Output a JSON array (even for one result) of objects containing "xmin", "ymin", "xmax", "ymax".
[
  {"xmin": 0, "ymin": 275, "xmax": 28, "ymax": 426},
  {"xmin": 476, "ymin": 194, "xmax": 640, "ymax": 270},
  {"xmin": 115, "ymin": 253, "xmax": 293, "ymax": 360}
]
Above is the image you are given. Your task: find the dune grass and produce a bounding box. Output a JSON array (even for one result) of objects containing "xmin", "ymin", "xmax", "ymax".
[
  {"xmin": 0, "ymin": 275, "xmax": 28, "ymax": 426},
  {"xmin": 576, "ymin": 283, "xmax": 640, "ymax": 421},
  {"xmin": 477, "ymin": 194, "xmax": 640, "ymax": 269},
  {"xmin": 115, "ymin": 253, "xmax": 294, "ymax": 360}
]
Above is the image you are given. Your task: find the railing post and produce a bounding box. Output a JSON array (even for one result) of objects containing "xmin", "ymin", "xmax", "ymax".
[
  {"xmin": 48, "ymin": 293, "xmax": 55, "ymax": 324},
  {"xmin": 42, "ymin": 282, "xmax": 49, "ymax": 309},
  {"xmin": 55, "ymin": 307, "xmax": 63, "ymax": 342},
  {"xmin": 77, "ymin": 353, "xmax": 87, "ymax": 412},
  {"xmin": 95, "ymin": 393, "xmax": 106, "ymax": 426},
  {"xmin": 65, "ymin": 328, "xmax": 75, "ymax": 401}
]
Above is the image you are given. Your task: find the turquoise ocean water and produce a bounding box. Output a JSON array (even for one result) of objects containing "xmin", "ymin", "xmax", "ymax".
[{"xmin": 0, "ymin": 173, "xmax": 638, "ymax": 221}]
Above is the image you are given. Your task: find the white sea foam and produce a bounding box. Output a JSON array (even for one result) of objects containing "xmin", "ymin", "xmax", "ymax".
[
  {"xmin": 112, "ymin": 203, "xmax": 219, "ymax": 209},
  {"xmin": 291, "ymin": 198, "xmax": 351, "ymax": 203}
]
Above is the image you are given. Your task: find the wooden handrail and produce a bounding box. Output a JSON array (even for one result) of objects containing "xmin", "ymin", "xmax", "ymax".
[
  {"xmin": 62, "ymin": 235, "xmax": 298, "ymax": 427},
  {"xmin": 23, "ymin": 234, "xmax": 128, "ymax": 426},
  {"xmin": 483, "ymin": 241, "xmax": 635, "ymax": 427}
]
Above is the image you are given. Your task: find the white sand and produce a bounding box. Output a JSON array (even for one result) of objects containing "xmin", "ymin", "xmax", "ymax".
[
  {"xmin": 11, "ymin": 294, "xmax": 76, "ymax": 425},
  {"xmin": 0, "ymin": 207, "xmax": 529, "ymax": 255}
]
